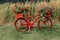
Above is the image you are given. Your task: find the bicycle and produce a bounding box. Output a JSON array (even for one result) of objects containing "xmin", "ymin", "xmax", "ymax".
[
  {"xmin": 13, "ymin": 5, "xmax": 52, "ymax": 32},
  {"xmin": 13, "ymin": 13, "xmax": 52, "ymax": 32}
]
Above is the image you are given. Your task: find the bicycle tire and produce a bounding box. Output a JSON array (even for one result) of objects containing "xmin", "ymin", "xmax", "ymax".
[
  {"xmin": 14, "ymin": 18, "xmax": 28, "ymax": 32},
  {"xmin": 38, "ymin": 18, "xmax": 52, "ymax": 30}
]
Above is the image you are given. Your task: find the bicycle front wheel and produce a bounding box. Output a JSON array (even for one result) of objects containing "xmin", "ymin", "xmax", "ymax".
[
  {"xmin": 14, "ymin": 18, "xmax": 28, "ymax": 32},
  {"xmin": 38, "ymin": 18, "xmax": 52, "ymax": 30}
]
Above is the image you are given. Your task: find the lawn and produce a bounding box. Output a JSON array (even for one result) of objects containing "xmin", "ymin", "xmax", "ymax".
[{"xmin": 0, "ymin": 23, "xmax": 60, "ymax": 40}]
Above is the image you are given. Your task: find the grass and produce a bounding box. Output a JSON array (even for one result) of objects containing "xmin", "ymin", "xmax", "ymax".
[{"xmin": 0, "ymin": 23, "xmax": 60, "ymax": 40}]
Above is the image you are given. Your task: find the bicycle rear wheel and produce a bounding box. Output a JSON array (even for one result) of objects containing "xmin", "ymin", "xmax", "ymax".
[
  {"xmin": 14, "ymin": 18, "xmax": 28, "ymax": 32},
  {"xmin": 38, "ymin": 18, "xmax": 52, "ymax": 30}
]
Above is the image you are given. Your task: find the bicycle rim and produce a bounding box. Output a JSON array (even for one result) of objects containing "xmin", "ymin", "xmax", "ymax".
[
  {"xmin": 14, "ymin": 18, "xmax": 28, "ymax": 32},
  {"xmin": 38, "ymin": 18, "xmax": 52, "ymax": 30}
]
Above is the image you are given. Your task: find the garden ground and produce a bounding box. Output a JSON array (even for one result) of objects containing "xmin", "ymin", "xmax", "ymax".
[{"xmin": 0, "ymin": 22, "xmax": 60, "ymax": 40}]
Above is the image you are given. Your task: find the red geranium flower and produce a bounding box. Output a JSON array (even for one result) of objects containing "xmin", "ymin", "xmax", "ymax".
[
  {"xmin": 20, "ymin": 8, "xmax": 25, "ymax": 10},
  {"xmin": 14, "ymin": 4, "xmax": 17, "ymax": 7},
  {"xmin": 13, "ymin": 10, "xmax": 16, "ymax": 12}
]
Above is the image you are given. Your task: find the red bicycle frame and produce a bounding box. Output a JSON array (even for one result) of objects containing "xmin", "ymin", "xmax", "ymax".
[{"xmin": 13, "ymin": 7, "xmax": 52, "ymax": 32}]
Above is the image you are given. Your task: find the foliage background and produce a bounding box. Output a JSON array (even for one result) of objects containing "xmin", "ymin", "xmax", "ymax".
[{"xmin": 0, "ymin": 0, "xmax": 60, "ymax": 25}]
